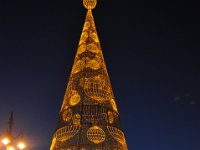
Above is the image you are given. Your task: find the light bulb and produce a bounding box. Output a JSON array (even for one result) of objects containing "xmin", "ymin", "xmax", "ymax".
[
  {"xmin": 17, "ymin": 142, "xmax": 26, "ymax": 149},
  {"xmin": 7, "ymin": 146, "xmax": 15, "ymax": 150},
  {"xmin": 1, "ymin": 138, "xmax": 10, "ymax": 145}
]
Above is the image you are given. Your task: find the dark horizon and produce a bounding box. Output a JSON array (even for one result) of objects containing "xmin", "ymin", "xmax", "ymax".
[{"xmin": 0, "ymin": 0, "xmax": 199, "ymax": 150}]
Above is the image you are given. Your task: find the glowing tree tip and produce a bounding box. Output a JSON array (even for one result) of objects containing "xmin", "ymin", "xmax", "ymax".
[{"xmin": 83, "ymin": 0, "xmax": 97, "ymax": 9}]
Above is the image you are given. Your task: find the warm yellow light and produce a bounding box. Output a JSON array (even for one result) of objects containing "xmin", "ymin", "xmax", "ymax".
[
  {"xmin": 6, "ymin": 146, "xmax": 15, "ymax": 150},
  {"xmin": 1, "ymin": 138, "xmax": 10, "ymax": 145},
  {"xmin": 17, "ymin": 142, "xmax": 26, "ymax": 149}
]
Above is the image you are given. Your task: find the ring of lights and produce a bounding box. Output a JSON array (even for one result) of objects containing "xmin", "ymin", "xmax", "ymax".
[{"xmin": 55, "ymin": 125, "xmax": 81, "ymax": 142}]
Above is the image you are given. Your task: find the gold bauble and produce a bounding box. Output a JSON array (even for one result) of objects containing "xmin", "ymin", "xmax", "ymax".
[
  {"xmin": 83, "ymin": 0, "xmax": 97, "ymax": 9},
  {"xmin": 55, "ymin": 125, "xmax": 81, "ymax": 142},
  {"xmin": 107, "ymin": 126, "xmax": 127, "ymax": 147},
  {"xmin": 79, "ymin": 31, "xmax": 88, "ymax": 44},
  {"xmin": 83, "ymin": 75, "xmax": 111, "ymax": 102},
  {"xmin": 87, "ymin": 43, "xmax": 99, "ymax": 53},
  {"xmin": 62, "ymin": 108, "xmax": 72, "ymax": 122},
  {"xmin": 87, "ymin": 59, "xmax": 100, "ymax": 70},
  {"xmin": 87, "ymin": 125, "xmax": 106, "ymax": 144},
  {"xmin": 78, "ymin": 44, "xmax": 87, "ymax": 54},
  {"xmin": 91, "ymin": 32, "xmax": 99, "ymax": 42},
  {"xmin": 73, "ymin": 114, "xmax": 81, "ymax": 125},
  {"xmin": 72, "ymin": 60, "xmax": 85, "ymax": 74},
  {"xmin": 69, "ymin": 90, "xmax": 81, "ymax": 106},
  {"xmin": 83, "ymin": 21, "xmax": 91, "ymax": 31}
]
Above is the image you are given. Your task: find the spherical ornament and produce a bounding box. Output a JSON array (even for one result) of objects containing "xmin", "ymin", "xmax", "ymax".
[
  {"xmin": 69, "ymin": 90, "xmax": 81, "ymax": 106},
  {"xmin": 56, "ymin": 125, "xmax": 81, "ymax": 142},
  {"xmin": 87, "ymin": 43, "xmax": 99, "ymax": 53},
  {"xmin": 87, "ymin": 59, "xmax": 100, "ymax": 70},
  {"xmin": 72, "ymin": 59, "xmax": 85, "ymax": 74},
  {"xmin": 87, "ymin": 126, "xmax": 106, "ymax": 144},
  {"xmin": 83, "ymin": 0, "xmax": 97, "ymax": 9},
  {"xmin": 91, "ymin": 32, "xmax": 99, "ymax": 42},
  {"xmin": 62, "ymin": 108, "xmax": 72, "ymax": 122},
  {"xmin": 83, "ymin": 75, "xmax": 111, "ymax": 102},
  {"xmin": 107, "ymin": 126, "xmax": 127, "ymax": 148},
  {"xmin": 73, "ymin": 114, "xmax": 81, "ymax": 125},
  {"xmin": 78, "ymin": 44, "xmax": 87, "ymax": 54},
  {"xmin": 62, "ymin": 104, "xmax": 69, "ymax": 110},
  {"xmin": 83, "ymin": 21, "xmax": 91, "ymax": 31},
  {"xmin": 79, "ymin": 31, "xmax": 88, "ymax": 44}
]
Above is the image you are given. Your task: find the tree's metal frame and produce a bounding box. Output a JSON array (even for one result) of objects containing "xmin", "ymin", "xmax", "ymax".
[{"xmin": 50, "ymin": 1, "xmax": 128, "ymax": 149}]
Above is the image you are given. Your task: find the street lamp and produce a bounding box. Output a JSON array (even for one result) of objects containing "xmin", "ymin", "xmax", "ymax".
[{"xmin": 1, "ymin": 112, "xmax": 26, "ymax": 149}]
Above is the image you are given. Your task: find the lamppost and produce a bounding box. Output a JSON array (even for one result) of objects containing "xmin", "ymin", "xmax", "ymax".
[{"xmin": 0, "ymin": 112, "xmax": 26, "ymax": 150}]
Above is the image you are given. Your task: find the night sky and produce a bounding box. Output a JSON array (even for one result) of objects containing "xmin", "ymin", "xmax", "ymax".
[{"xmin": 0, "ymin": 0, "xmax": 199, "ymax": 150}]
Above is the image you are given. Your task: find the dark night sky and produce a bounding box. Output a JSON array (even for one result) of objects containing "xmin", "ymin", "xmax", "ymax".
[{"xmin": 0, "ymin": 0, "xmax": 199, "ymax": 150}]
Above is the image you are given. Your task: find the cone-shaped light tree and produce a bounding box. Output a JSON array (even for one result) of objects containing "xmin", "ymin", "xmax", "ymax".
[{"xmin": 50, "ymin": 0, "xmax": 128, "ymax": 149}]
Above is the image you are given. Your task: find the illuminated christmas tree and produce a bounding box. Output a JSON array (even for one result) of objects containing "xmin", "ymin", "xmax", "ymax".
[{"xmin": 50, "ymin": 0, "xmax": 128, "ymax": 149}]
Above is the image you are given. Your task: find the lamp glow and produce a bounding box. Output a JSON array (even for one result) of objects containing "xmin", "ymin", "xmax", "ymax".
[
  {"xmin": 7, "ymin": 146, "xmax": 15, "ymax": 150},
  {"xmin": 17, "ymin": 142, "xmax": 26, "ymax": 149},
  {"xmin": 1, "ymin": 138, "xmax": 10, "ymax": 145}
]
